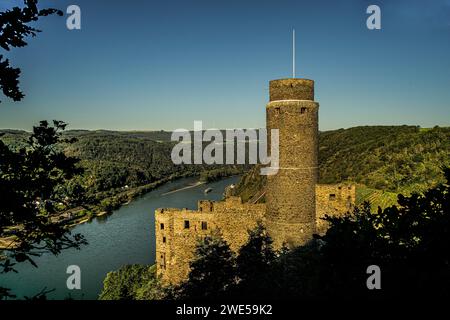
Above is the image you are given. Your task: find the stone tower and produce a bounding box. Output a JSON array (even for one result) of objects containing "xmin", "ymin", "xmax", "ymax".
[{"xmin": 265, "ymin": 78, "xmax": 319, "ymax": 248}]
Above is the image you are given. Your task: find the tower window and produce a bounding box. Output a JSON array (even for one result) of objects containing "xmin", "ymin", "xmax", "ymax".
[
  {"xmin": 275, "ymin": 107, "xmax": 280, "ymax": 115},
  {"xmin": 300, "ymin": 107, "xmax": 307, "ymax": 114},
  {"xmin": 163, "ymin": 236, "xmax": 166, "ymax": 243},
  {"xmin": 201, "ymin": 221, "xmax": 208, "ymax": 230},
  {"xmin": 160, "ymin": 223, "xmax": 164, "ymax": 230},
  {"xmin": 184, "ymin": 220, "xmax": 190, "ymax": 229},
  {"xmin": 329, "ymin": 194, "xmax": 336, "ymax": 201}
]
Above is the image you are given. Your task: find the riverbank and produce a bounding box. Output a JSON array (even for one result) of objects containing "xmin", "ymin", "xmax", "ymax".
[
  {"xmin": 0, "ymin": 176, "xmax": 241, "ymax": 299},
  {"xmin": 0, "ymin": 173, "xmax": 191, "ymax": 250},
  {"xmin": 68, "ymin": 169, "xmax": 245, "ymax": 227},
  {"xmin": 0, "ymin": 171, "xmax": 243, "ymax": 249}
]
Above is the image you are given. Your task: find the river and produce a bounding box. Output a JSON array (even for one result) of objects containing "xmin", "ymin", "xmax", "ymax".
[{"xmin": 0, "ymin": 176, "xmax": 240, "ymax": 300}]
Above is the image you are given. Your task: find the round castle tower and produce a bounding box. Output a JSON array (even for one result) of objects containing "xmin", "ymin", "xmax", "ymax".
[{"xmin": 265, "ymin": 78, "xmax": 319, "ymax": 248}]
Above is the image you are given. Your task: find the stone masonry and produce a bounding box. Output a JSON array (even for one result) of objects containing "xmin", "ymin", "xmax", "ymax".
[
  {"xmin": 266, "ymin": 79, "xmax": 319, "ymax": 248},
  {"xmin": 155, "ymin": 78, "xmax": 356, "ymax": 285}
]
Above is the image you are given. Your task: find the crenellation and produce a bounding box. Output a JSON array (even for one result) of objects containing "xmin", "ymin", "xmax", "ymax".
[
  {"xmin": 315, "ymin": 184, "xmax": 356, "ymax": 235},
  {"xmin": 198, "ymin": 200, "xmax": 214, "ymax": 212}
]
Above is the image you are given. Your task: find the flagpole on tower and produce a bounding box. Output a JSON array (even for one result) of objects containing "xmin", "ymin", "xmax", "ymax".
[{"xmin": 292, "ymin": 28, "xmax": 296, "ymax": 78}]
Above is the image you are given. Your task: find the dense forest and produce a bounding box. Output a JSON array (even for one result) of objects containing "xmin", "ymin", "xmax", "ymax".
[
  {"xmin": 0, "ymin": 129, "xmax": 246, "ymax": 216},
  {"xmin": 319, "ymin": 125, "xmax": 450, "ymax": 192}
]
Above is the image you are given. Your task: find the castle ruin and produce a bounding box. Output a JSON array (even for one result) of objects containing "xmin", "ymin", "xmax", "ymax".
[{"xmin": 155, "ymin": 78, "xmax": 356, "ymax": 284}]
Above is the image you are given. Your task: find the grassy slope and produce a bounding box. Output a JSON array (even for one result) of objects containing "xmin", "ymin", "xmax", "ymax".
[{"xmin": 232, "ymin": 126, "xmax": 450, "ymax": 209}]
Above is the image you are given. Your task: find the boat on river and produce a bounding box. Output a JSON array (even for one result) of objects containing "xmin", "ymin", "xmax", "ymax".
[{"xmin": 204, "ymin": 188, "xmax": 213, "ymax": 194}]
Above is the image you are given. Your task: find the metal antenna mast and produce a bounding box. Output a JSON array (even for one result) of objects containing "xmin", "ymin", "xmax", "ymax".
[{"xmin": 292, "ymin": 28, "xmax": 296, "ymax": 78}]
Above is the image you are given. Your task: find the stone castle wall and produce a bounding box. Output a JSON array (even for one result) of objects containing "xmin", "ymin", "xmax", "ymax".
[
  {"xmin": 155, "ymin": 197, "xmax": 265, "ymax": 284},
  {"xmin": 269, "ymin": 78, "xmax": 314, "ymax": 101},
  {"xmin": 316, "ymin": 184, "xmax": 356, "ymax": 235},
  {"xmin": 155, "ymin": 185, "xmax": 355, "ymax": 285}
]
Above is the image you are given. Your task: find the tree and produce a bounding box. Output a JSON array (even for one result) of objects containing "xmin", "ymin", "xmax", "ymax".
[
  {"xmin": 284, "ymin": 167, "xmax": 450, "ymax": 299},
  {"xmin": 235, "ymin": 222, "xmax": 276, "ymax": 297},
  {"xmin": 0, "ymin": 120, "xmax": 87, "ymax": 299},
  {"xmin": 99, "ymin": 264, "xmax": 168, "ymax": 300},
  {"xmin": 100, "ymin": 265, "xmax": 158, "ymax": 300},
  {"xmin": 175, "ymin": 233, "xmax": 236, "ymax": 300},
  {"xmin": 0, "ymin": 0, "xmax": 63, "ymax": 103},
  {"xmin": 135, "ymin": 267, "xmax": 167, "ymax": 301},
  {"xmin": 317, "ymin": 167, "xmax": 450, "ymax": 299}
]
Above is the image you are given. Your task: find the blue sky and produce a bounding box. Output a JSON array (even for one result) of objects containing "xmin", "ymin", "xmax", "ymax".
[{"xmin": 0, "ymin": 0, "xmax": 449, "ymax": 131}]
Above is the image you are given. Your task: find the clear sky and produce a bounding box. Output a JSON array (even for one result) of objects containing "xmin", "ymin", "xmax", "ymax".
[{"xmin": 0, "ymin": 0, "xmax": 449, "ymax": 131}]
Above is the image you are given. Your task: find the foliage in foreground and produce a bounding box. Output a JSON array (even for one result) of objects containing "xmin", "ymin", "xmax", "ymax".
[
  {"xmin": 0, "ymin": 0, "xmax": 63, "ymax": 103},
  {"xmin": 172, "ymin": 232, "xmax": 237, "ymax": 300},
  {"xmin": 0, "ymin": 121, "xmax": 87, "ymax": 299},
  {"xmin": 99, "ymin": 264, "xmax": 165, "ymax": 300}
]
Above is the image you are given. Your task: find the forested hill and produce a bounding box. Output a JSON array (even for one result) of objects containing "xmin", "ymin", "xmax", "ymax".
[
  {"xmin": 231, "ymin": 125, "xmax": 450, "ymax": 208},
  {"xmin": 63, "ymin": 130, "xmax": 183, "ymax": 192},
  {"xmin": 0, "ymin": 130, "xmax": 181, "ymax": 193},
  {"xmin": 0, "ymin": 130, "xmax": 244, "ymax": 205},
  {"xmin": 319, "ymin": 125, "xmax": 450, "ymax": 192},
  {"xmin": 1, "ymin": 125, "xmax": 449, "ymax": 207}
]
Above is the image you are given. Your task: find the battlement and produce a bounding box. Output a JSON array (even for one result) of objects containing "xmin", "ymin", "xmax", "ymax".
[
  {"xmin": 316, "ymin": 184, "xmax": 356, "ymax": 205},
  {"xmin": 269, "ymin": 78, "xmax": 314, "ymax": 101},
  {"xmin": 315, "ymin": 184, "xmax": 356, "ymax": 234},
  {"xmin": 156, "ymin": 208, "xmax": 195, "ymax": 214},
  {"xmin": 158, "ymin": 197, "xmax": 246, "ymax": 216},
  {"xmin": 197, "ymin": 202, "xmax": 212, "ymax": 213},
  {"xmin": 154, "ymin": 184, "xmax": 355, "ymax": 284},
  {"xmin": 155, "ymin": 196, "xmax": 265, "ymax": 284}
]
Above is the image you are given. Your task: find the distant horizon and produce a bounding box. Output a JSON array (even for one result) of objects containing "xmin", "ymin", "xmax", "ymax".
[
  {"xmin": 1, "ymin": 123, "xmax": 449, "ymax": 133},
  {"xmin": 1, "ymin": 0, "xmax": 450, "ymax": 131}
]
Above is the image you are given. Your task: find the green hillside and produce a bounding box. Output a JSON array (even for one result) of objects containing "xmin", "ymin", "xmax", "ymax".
[
  {"xmin": 0, "ymin": 129, "xmax": 246, "ymax": 214},
  {"xmin": 319, "ymin": 125, "xmax": 450, "ymax": 193},
  {"xmin": 232, "ymin": 125, "xmax": 450, "ymax": 208},
  {"xmin": 354, "ymin": 185, "xmax": 398, "ymax": 209}
]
